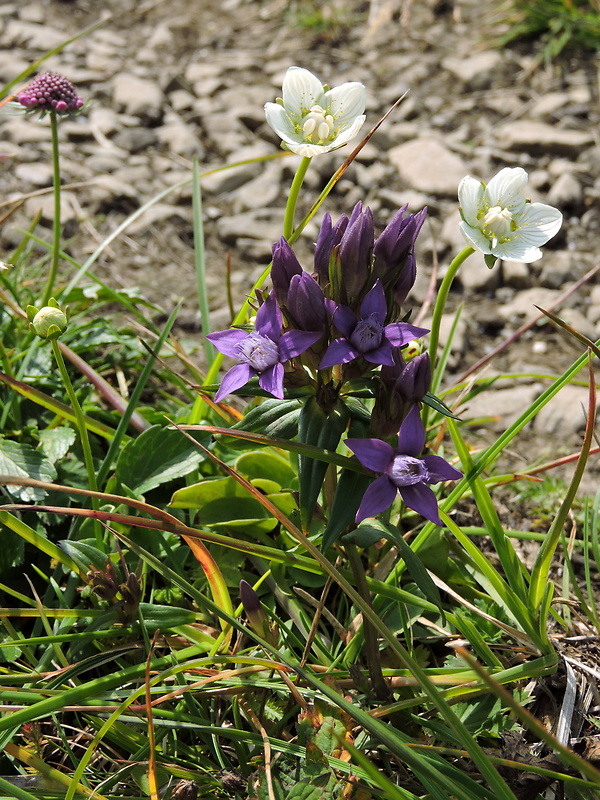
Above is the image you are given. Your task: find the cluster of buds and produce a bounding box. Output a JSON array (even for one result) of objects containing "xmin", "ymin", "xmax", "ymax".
[
  {"xmin": 87, "ymin": 560, "xmax": 142, "ymax": 620},
  {"xmin": 17, "ymin": 72, "xmax": 84, "ymax": 116},
  {"xmin": 208, "ymin": 202, "xmax": 430, "ymax": 435}
]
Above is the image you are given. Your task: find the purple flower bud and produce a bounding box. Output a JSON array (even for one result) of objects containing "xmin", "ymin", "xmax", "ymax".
[
  {"xmin": 287, "ymin": 272, "xmax": 327, "ymax": 332},
  {"xmin": 17, "ymin": 72, "xmax": 84, "ymax": 116},
  {"xmin": 271, "ymin": 238, "xmax": 302, "ymax": 306},
  {"xmin": 313, "ymin": 211, "xmax": 350, "ymax": 284},
  {"xmin": 239, "ymin": 580, "xmax": 278, "ymax": 646},
  {"xmin": 373, "ymin": 206, "xmax": 427, "ymax": 306},
  {"xmin": 395, "ymin": 353, "xmax": 431, "ymax": 403},
  {"xmin": 338, "ymin": 204, "xmax": 374, "ymax": 304}
]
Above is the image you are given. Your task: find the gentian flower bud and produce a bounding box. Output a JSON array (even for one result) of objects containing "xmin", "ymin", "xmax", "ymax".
[
  {"xmin": 239, "ymin": 580, "xmax": 278, "ymax": 646},
  {"xmin": 338, "ymin": 204, "xmax": 374, "ymax": 304},
  {"xmin": 313, "ymin": 211, "xmax": 350, "ymax": 285},
  {"xmin": 373, "ymin": 206, "xmax": 427, "ymax": 307},
  {"xmin": 271, "ymin": 237, "xmax": 302, "ymax": 307},
  {"xmin": 395, "ymin": 352, "xmax": 431, "ymax": 404},
  {"xmin": 287, "ymin": 272, "xmax": 327, "ymax": 332}
]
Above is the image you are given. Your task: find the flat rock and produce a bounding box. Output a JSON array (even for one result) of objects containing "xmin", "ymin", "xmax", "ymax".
[
  {"xmin": 534, "ymin": 385, "xmax": 597, "ymax": 435},
  {"xmin": 216, "ymin": 209, "xmax": 283, "ymax": 246},
  {"xmin": 498, "ymin": 288, "xmax": 563, "ymax": 323},
  {"xmin": 388, "ymin": 138, "xmax": 467, "ymax": 196},
  {"xmin": 441, "ymin": 51, "xmax": 504, "ymax": 90},
  {"xmin": 461, "ymin": 384, "xmax": 542, "ymax": 432},
  {"xmin": 497, "ymin": 121, "xmax": 594, "ymax": 155},
  {"xmin": 538, "ymin": 251, "xmax": 578, "ymax": 289},
  {"xmin": 112, "ymin": 73, "xmax": 164, "ymax": 120},
  {"xmin": 14, "ymin": 162, "xmax": 53, "ymax": 186}
]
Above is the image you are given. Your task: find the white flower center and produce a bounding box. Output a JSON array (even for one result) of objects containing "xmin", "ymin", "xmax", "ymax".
[
  {"xmin": 481, "ymin": 206, "xmax": 514, "ymax": 247},
  {"xmin": 237, "ymin": 333, "xmax": 279, "ymax": 373},
  {"xmin": 302, "ymin": 105, "xmax": 335, "ymax": 144},
  {"xmin": 389, "ymin": 455, "xmax": 429, "ymax": 487}
]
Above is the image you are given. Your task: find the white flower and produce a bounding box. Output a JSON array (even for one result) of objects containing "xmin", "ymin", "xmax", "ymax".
[
  {"xmin": 264, "ymin": 66, "xmax": 366, "ymax": 158},
  {"xmin": 458, "ymin": 167, "xmax": 563, "ymax": 263}
]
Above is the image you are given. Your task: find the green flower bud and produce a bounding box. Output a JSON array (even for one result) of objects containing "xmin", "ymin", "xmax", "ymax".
[{"xmin": 28, "ymin": 299, "xmax": 69, "ymax": 340}]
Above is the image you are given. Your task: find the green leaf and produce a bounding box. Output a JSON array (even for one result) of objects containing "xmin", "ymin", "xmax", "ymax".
[
  {"xmin": 116, "ymin": 425, "xmax": 207, "ymax": 494},
  {"xmin": 321, "ymin": 468, "xmax": 371, "ymax": 550},
  {"xmin": 235, "ymin": 450, "xmax": 295, "ymax": 488},
  {"xmin": 38, "ymin": 426, "xmax": 76, "ymax": 462},
  {"xmin": 0, "ymin": 436, "xmax": 57, "ymax": 501},
  {"xmin": 59, "ymin": 540, "xmax": 110, "ymax": 572},
  {"xmin": 298, "ymin": 398, "xmax": 349, "ymax": 530}
]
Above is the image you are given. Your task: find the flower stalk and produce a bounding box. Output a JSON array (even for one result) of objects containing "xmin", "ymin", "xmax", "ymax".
[
  {"xmin": 43, "ymin": 110, "xmax": 62, "ymax": 307},
  {"xmin": 283, "ymin": 156, "xmax": 311, "ymax": 240}
]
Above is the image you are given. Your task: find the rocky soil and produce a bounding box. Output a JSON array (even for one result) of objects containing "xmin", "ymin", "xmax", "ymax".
[{"xmin": 2, "ymin": 0, "xmax": 600, "ymax": 483}]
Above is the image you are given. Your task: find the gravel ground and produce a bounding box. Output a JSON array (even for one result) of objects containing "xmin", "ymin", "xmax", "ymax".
[{"xmin": 2, "ymin": 0, "xmax": 600, "ymax": 482}]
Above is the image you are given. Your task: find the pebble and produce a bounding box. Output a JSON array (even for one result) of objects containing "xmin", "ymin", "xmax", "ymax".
[
  {"xmin": 497, "ymin": 121, "xmax": 594, "ymax": 155},
  {"xmin": 388, "ymin": 137, "xmax": 468, "ymax": 196},
  {"xmin": 112, "ymin": 73, "xmax": 164, "ymax": 120}
]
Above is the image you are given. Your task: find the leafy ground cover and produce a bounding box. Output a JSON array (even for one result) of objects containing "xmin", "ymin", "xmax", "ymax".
[{"xmin": 1, "ymin": 15, "xmax": 600, "ymax": 800}]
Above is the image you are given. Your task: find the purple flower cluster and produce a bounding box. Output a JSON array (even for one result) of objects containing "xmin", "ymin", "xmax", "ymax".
[
  {"xmin": 18, "ymin": 72, "xmax": 84, "ymax": 115},
  {"xmin": 208, "ymin": 201, "xmax": 429, "ymax": 404}
]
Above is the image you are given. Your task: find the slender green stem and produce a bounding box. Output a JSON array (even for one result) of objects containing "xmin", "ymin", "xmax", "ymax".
[
  {"xmin": 283, "ymin": 156, "xmax": 312, "ymax": 240},
  {"xmin": 192, "ymin": 157, "xmax": 215, "ymax": 365},
  {"xmin": 345, "ymin": 543, "xmax": 390, "ymax": 700},
  {"xmin": 50, "ymin": 340, "xmax": 101, "ymax": 545},
  {"xmin": 428, "ymin": 246, "xmax": 474, "ymax": 375},
  {"xmin": 42, "ymin": 111, "xmax": 62, "ymax": 307}
]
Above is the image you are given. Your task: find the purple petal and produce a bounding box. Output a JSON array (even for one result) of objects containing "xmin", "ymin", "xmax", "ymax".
[
  {"xmin": 359, "ymin": 279, "xmax": 386, "ymax": 322},
  {"xmin": 423, "ymin": 455, "xmax": 462, "ymax": 484},
  {"xmin": 331, "ymin": 304, "xmax": 357, "ymax": 338},
  {"xmin": 214, "ymin": 363, "xmax": 254, "ymax": 401},
  {"xmin": 400, "ymin": 483, "xmax": 442, "ymax": 525},
  {"xmin": 346, "ymin": 438, "xmax": 395, "ymax": 473},
  {"xmin": 287, "ymin": 273, "xmax": 326, "ymax": 331},
  {"xmin": 355, "ymin": 476, "xmax": 398, "ymax": 523},
  {"xmin": 319, "ymin": 338, "xmax": 360, "ymax": 369},
  {"xmin": 384, "ymin": 322, "xmax": 429, "ymax": 348},
  {"xmin": 279, "ymin": 329, "xmax": 322, "ymax": 360},
  {"xmin": 258, "ymin": 362, "xmax": 284, "ymax": 398},
  {"xmin": 255, "ymin": 293, "xmax": 282, "ymax": 342},
  {"xmin": 206, "ymin": 328, "xmax": 249, "ymax": 357},
  {"xmin": 398, "ymin": 405, "xmax": 426, "ymax": 457},
  {"xmin": 363, "ymin": 342, "xmax": 395, "ymax": 366}
]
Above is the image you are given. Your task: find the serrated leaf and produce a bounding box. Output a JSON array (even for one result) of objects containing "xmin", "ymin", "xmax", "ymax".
[
  {"xmin": 38, "ymin": 426, "xmax": 76, "ymax": 462},
  {"xmin": 0, "ymin": 436, "xmax": 56, "ymax": 501},
  {"xmin": 116, "ymin": 425, "xmax": 207, "ymax": 494}
]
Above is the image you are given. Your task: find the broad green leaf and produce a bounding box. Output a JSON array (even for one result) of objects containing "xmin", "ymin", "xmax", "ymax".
[
  {"xmin": 116, "ymin": 425, "xmax": 207, "ymax": 494},
  {"xmin": 235, "ymin": 450, "xmax": 295, "ymax": 488},
  {"xmin": 38, "ymin": 426, "xmax": 76, "ymax": 462},
  {"xmin": 0, "ymin": 436, "xmax": 56, "ymax": 501}
]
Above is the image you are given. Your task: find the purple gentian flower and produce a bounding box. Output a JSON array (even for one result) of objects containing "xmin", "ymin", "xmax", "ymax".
[
  {"xmin": 346, "ymin": 406, "xmax": 462, "ymax": 525},
  {"xmin": 207, "ymin": 294, "xmax": 320, "ymax": 401},
  {"xmin": 319, "ymin": 279, "xmax": 428, "ymax": 369}
]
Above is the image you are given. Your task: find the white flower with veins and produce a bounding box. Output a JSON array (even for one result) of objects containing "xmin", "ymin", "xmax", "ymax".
[
  {"xmin": 458, "ymin": 167, "xmax": 563, "ymax": 263},
  {"xmin": 264, "ymin": 66, "xmax": 366, "ymax": 158}
]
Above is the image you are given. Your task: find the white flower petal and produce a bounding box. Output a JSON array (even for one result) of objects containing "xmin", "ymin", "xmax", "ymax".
[
  {"xmin": 286, "ymin": 141, "xmax": 336, "ymax": 157},
  {"xmin": 516, "ymin": 202, "xmax": 563, "ymax": 243},
  {"xmin": 324, "ymin": 82, "xmax": 367, "ymax": 124},
  {"xmin": 485, "ymin": 167, "xmax": 528, "ymax": 213},
  {"xmin": 282, "ymin": 67, "xmax": 324, "ymax": 115},
  {"xmin": 264, "ymin": 102, "xmax": 298, "ymax": 142},
  {"xmin": 458, "ymin": 221, "xmax": 493, "ymax": 254},
  {"xmin": 329, "ymin": 114, "xmax": 366, "ymax": 147},
  {"xmin": 458, "ymin": 176, "xmax": 485, "ymax": 227},
  {"xmin": 491, "ymin": 240, "xmax": 542, "ymax": 263}
]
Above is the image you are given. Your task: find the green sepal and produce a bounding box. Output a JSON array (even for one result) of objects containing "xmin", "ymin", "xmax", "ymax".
[
  {"xmin": 484, "ymin": 253, "xmax": 498, "ymax": 269},
  {"xmin": 297, "ymin": 396, "xmax": 349, "ymax": 530},
  {"xmin": 231, "ymin": 398, "xmax": 302, "ymax": 435}
]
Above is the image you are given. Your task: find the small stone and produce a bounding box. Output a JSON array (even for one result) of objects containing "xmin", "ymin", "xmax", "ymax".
[
  {"xmin": 441, "ymin": 51, "xmax": 504, "ymax": 90},
  {"xmin": 454, "ymin": 250, "xmax": 500, "ymax": 292},
  {"xmin": 231, "ymin": 163, "xmax": 283, "ymax": 212},
  {"xmin": 462, "ymin": 385, "xmax": 542, "ymax": 432},
  {"xmin": 156, "ymin": 114, "xmax": 203, "ymax": 156},
  {"xmin": 14, "ymin": 162, "xmax": 53, "ymax": 186},
  {"xmin": 113, "ymin": 127, "xmax": 158, "ymax": 153},
  {"xmin": 497, "ymin": 121, "xmax": 594, "ymax": 155},
  {"xmin": 201, "ymin": 144, "xmax": 271, "ymax": 195},
  {"xmin": 388, "ymin": 137, "xmax": 468, "ymax": 196},
  {"xmin": 113, "ymin": 73, "xmax": 163, "ymax": 120},
  {"xmin": 498, "ymin": 288, "xmax": 563, "ymax": 323},
  {"xmin": 501, "ymin": 260, "xmax": 531, "ymax": 289},
  {"xmin": 530, "ymin": 92, "xmax": 570, "ymax": 118},
  {"xmin": 534, "ymin": 386, "xmax": 597, "ymax": 435},
  {"xmin": 216, "ymin": 209, "xmax": 283, "ymax": 246},
  {"xmin": 547, "ymin": 172, "xmax": 583, "ymax": 210},
  {"xmin": 539, "ymin": 251, "xmax": 577, "ymax": 289}
]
